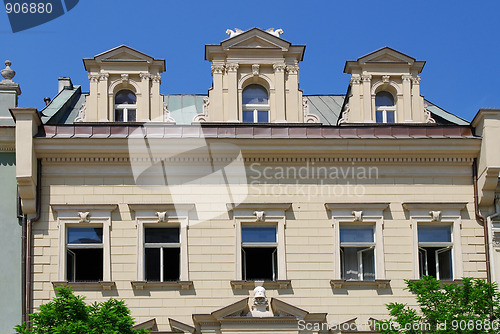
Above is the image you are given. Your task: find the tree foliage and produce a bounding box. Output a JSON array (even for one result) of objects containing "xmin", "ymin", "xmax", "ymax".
[
  {"xmin": 377, "ymin": 276, "xmax": 500, "ymax": 333},
  {"xmin": 16, "ymin": 286, "xmax": 149, "ymax": 334}
]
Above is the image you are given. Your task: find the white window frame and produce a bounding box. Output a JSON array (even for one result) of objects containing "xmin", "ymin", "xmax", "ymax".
[
  {"xmin": 242, "ymin": 106, "xmax": 270, "ymax": 123},
  {"xmin": 52, "ymin": 205, "xmax": 116, "ymax": 286},
  {"xmin": 144, "ymin": 226, "xmax": 181, "ymax": 282},
  {"xmin": 114, "ymin": 104, "xmax": 136, "ymax": 122},
  {"xmin": 241, "ymin": 224, "xmax": 278, "ymax": 281},
  {"xmin": 326, "ymin": 203, "xmax": 388, "ymax": 282},
  {"xmin": 340, "ymin": 225, "xmax": 376, "ymax": 281},
  {"xmin": 228, "ymin": 203, "xmax": 290, "ymax": 282},
  {"xmin": 129, "ymin": 204, "xmax": 194, "ymax": 283},
  {"xmin": 403, "ymin": 202, "xmax": 465, "ymax": 280},
  {"xmin": 375, "ymin": 106, "xmax": 396, "ymax": 123}
]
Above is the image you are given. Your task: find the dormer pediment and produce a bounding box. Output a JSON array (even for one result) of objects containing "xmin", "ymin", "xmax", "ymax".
[
  {"xmin": 84, "ymin": 45, "xmax": 165, "ymax": 71},
  {"xmin": 344, "ymin": 47, "xmax": 425, "ymax": 74},
  {"xmin": 221, "ymin": 28, "xmax": 291, "ymax": 51}
]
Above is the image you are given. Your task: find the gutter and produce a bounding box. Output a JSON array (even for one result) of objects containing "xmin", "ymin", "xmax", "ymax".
[{"xmin": 473, "ymin": 158, "xmax": 491, "ymax": 283}]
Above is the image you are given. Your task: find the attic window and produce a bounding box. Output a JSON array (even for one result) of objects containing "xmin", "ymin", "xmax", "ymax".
[
  {"xmin": 114, "ymin": 89, "xmax": 136, "ymax": 122},
  {"xmin": 375, "ymin": 91, "xmax": 395, "ymax": 123},
  {"xmin": 242, "ymin": 84, "xmax": 269, "ymax": 123}
]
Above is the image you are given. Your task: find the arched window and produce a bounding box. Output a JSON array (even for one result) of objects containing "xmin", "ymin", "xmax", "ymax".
[
  {"xmin": 242, "ymin": 84, "xmax": 269, "ymax": 123},
  {"xmin": 114, "ymin": 89, "xmax": 137, "ymax": 122},
  {"xmin": 375, "ymin": 91, "xmax": 395, "ymax": 123}
]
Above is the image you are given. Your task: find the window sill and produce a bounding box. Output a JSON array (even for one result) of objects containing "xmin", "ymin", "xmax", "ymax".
[
  {"xmin": 330, "ymin": 279, "xmax": 390, "ymax": 289},
  {"xmin": 131, "ymin": 281, "xmax": 193, "ymax": 290},
  {"xmin": 408, "ymin": 278, "xmax": 463, "ymax": 285},
  {"xmin": 52, "ymin": 281, "xmax": 115, "ymax": 290},
  {"xmin": 230, "ymin": 280, "xmax": 291, "ymax": 290}
]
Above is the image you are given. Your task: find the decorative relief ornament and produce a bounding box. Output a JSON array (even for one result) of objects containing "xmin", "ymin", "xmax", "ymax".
[
  {"xmin": 99, "ymin": 73, "xmax": 109, "ymax": 81},
  {"xmin": 193, "ymin": 97, "xmax": 209, "ymax": 122},
  {"xmin": 156, "ymin": 211, "xmax": 168, "ymax": 223},
  {"xmin": 352, "ymin": 211, "xmax": 363, "ymax": 222},
  {"xmin": 361, "ymin": 74, "xmax": 372, "ymax": 82},
  {"xmin": 286, "ymin": 64, "xmax": 299, "ymax": 74},
  {"xmin": 253, "ymin": 211, "xmax": 265, "ymax": 222},
  {"xmin": 382, "ymin": 75, "xmax": 390, "ymax": 83},
  {"xmin": 151, "ymin": 74, "xmax": 161, "ymax": 83},
  {"xmin": 1, "ymin": 60, "xmax": 15, "ymax": 83},
  {"xmin": 411, "ymin": 76, "xmax": 421, "ymax": 84},
  {"xmin": 163, "ymin": 103, "xmax": 176, "ymax": 123},
  {"xmin": 78, "ymin": 212, "xmax": 90, "ymax": 223},
  {"xmin": 252, "ymin": 64, "xmax": 260, "ymax": 76},
  {"xmin": 338, "ymin": 104, "xmax": 350, "ymax": 124},
  {"xmin": 74, "ymin": 103, "xmax": 86, "ymax": 123},
  {"xmin": 265, "ymin": 28, "xmax": 284, "ymax": 37},
  {"xmin": 247, "ymin": 286, "xmax": 273, "ymax": 317},
  {"xmin": 211, "ymin": 65, "xmax": 225, "ymax": 75},
  {"xmin": 401, "ymin": 74, "xmax": 412, "ymax": 82},
  {"xmin": 273, "ymin": 63, "xmax": 286, "ymax": 73},
  {"xmin": 303, "ymin": 97, "xmax": 320, "ymax": 123},
  {"xmin": 424, "ymin": 104, "xmax": 436, "ymax": 124},
  {"xmin": 429, "ymin": 210, "xmax": 441, "ymax": 222},
  {"xmin": 225, "ymin": 28, "xmax": 245, "ymax": 38},
  {"xmin": 121, "ymin": 73, "xmax": 129, "ymax": 83},
  {"xmin": 350, "ymin": 75, "xmax": 361, "ymax": 85},
  {"xmin": 88, "ymin": 74, "xmax": 100, "ymax": 83}
]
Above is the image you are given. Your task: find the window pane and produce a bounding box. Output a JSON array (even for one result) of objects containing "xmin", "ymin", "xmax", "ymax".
[
  {"xmin": 67, "ymin": 248, "xmax": 103, "ymax": 282},
  {"xmin": 127, "ymin": 109, "xmax": 136, "ymax": 122},
  {"xmin": 257, "ymin": 110, "xmax": 269, "ymax": 123},
  {"xmin": 376, "ymin": 111, "xmax": 383, "ymax": 123},
  {"xmin": 242, "ymin": 226, "xmax": 276, "ymax": 243},
  {"xmin": 375, "ymin": 91, "xmax": 394, "ymax": 107},
  {"xmin": 418, "ymin": 226, "xmax": 451, "ymax": 243},
  {"xmin": 242, "ymin": 110, "xmax": 254, "ymax": 123},
  {"xmin": 341, "ymin": 247, "xmax": 359, "ymax": 280},
  {"xmin": 340, "ymin": 226, "xmax": 373, "ymax": 243},
  {"xmin": 361, "ymin": 248, "xmax": 375, "ymax": 281},
  {"xmin": 242, "ymin": 84, "xmax": 268, "ymax": 105},
  {"xmin": 386, "ymin": 110, "xmax": 395, "ymax": 123},
  {"xmin": 163, "ymin": 248, "xmax": 180, "ymax": 281},
  {"xmin": 437, "ymin": 248, "xmax": 452, "ymax": 280},
  {"xmin": 115, "ymin": 90, "xmax": 136, "ymax": 104},
  {"xmin": 67, "ymin": 228, "xmax": 103, "ymax": 244},
  {"xmin": 145, "ymin": 248, "xmax": 160, "ymax": 281},
  {"xmin": 115, "ymin": 109, "xmax": 124, "ymax": 122},
  {"xmin": 145, "ymin": 228, "xmax": 180, "ymax": 244},
  {"xmin": 242, "ymin": 247, "xmax": 277, "ymax": 280}
]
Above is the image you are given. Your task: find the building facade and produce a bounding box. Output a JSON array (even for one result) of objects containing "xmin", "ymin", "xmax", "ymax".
[{"xmin": 11, "ymin": 28, "xmax": 500, "ymax": 333}]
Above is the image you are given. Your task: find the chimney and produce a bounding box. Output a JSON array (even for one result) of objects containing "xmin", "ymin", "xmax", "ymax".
[
  {"xmin": 58, "ymin": 77, "xmax": 73, "ymax": 92},
  {"xmin": 0, "ymin": 60, "xmax": 21, "ymax": 126}
]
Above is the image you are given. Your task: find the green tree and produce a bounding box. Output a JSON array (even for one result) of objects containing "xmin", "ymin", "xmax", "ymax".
[
  {"xmin": 15, "ymin": 286, "xmax": 149, "ymax": 334},
  {"xmin": 377, "ymin": 276, "xmax": 500, "ymax": 333}
]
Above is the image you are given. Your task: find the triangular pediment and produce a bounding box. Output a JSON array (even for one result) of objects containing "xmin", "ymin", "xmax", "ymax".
[
  {"xmin": 94, "ymin": 45, "xmax": 154, "ymax": 63},
  {"xmin": 359, "ymin": 47, "xmax": 415, "ymax": 64},
  {"xmin": 221, "ymin": 28, "xmax": 291, "ymax": 51}
]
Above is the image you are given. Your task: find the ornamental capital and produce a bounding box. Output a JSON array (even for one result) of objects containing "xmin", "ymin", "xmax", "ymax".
[
  {"xmin": 139, "ymin": 72, "xmax": 150, "ymax": 80},
  {"xmin": 226, "ymin": 63, "xmax": 239, "ymax": 72},
  {"xmin": 401, "ymin": 74, "xmax": 412, "ymax": 82},
  {"xmin": 88, "ymin": 74, "xmax": 100, "ymax": 83},
  {"xmin": 286, "ymin": 64, "xmax": 299, "ymax": 74},
  {"xmin": 361, "ymin": 74, "xmax": 372, "ymax": 82},
  {"xmin": 273, "ymin": 63, "xmax": 286, "ymax": 72},
  {"xmin": 211, "ymin": 64, "xmax": 225, "ymax": 75},
  {"xmin": 411, "ymin": 75, "xmax": 421, "ymax": 84},
  {"xmin": 152, "ymin": 74, "xmax": 161, "ymax": 83},
  {"xmin": 350, "ymin": 75, "xmax": 361, "ymax": 85},
  {"xmin": 99, "ymin": 73, "xmax": 109, "ymax": 81}
]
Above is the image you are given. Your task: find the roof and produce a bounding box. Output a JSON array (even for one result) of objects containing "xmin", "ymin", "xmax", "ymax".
[{"xmin": 46, "ymin": 89, "xmax": 469, "ymax": 126}]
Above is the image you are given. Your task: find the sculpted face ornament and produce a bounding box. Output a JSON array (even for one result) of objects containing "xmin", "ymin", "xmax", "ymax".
[
  {"xmin": 247, "ymin": 285, "xmax": 273, "ymax": 317},
  {"xmin": 253, "ymin": 286, "xmax": 267, "ymax": 306}
]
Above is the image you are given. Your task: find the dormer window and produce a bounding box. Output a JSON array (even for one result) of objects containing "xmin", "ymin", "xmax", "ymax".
[
  {"xmin": 114, "ymin": 89, "xmax": 137, "ymax": 122},
  {"xmin": 242, "ymin": 84, "xmax": 269, "ymax": 123},
  {"xmin": 375, "ymin": 91, "xmax": 395, "ymax": 123}
]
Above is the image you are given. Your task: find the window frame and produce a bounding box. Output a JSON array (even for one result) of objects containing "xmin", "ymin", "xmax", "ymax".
[
  {"xmin": 66, "ymin": 227, "xmax": 104, "ymax": 282},
  {"xmin": 404, "ymin": 202, "xmax": 465, "ymax": 281},
  {"xmin": 144, "ymin": 227, "xmax": 181, "ymax": 282},
  {"xmin": 52, "ymin": 205, "xmax": 116, "ymax": 289},
  {"xmin": 375, "ymin": 91, "xmax": 396, "ymax": 124},
  {"xmin": 114, "ymin": 89, "xmax": 137, "ymax": 122},
  {"xmin": 242, "ymin": 84, "xmax": 270, "ymax": 123},
  {"xmin": 241, "ymin": 225, "xmax": 278, "ymax": 281},
  {"xmin": 129, "ymin": 204, "xmax": 194, "ymax": 285},
  {"xmin": 340, "ymin": 225, "xmax": 376, "ymax": 281},
  {"xmin": 326, "ymin": 203, "xmax": 388, "ymax": 284}
]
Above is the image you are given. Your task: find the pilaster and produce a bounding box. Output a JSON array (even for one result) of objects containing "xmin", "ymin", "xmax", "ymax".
[
  {"xmin": 226, "ymin": 63, "xmax": 239, "ymax": 122},
  {"xmin": 97, "ymin": 73, "xmax": 109, "ymax": 121},
  {"xmin": 362, "ymin": 74, "xmax": 372, "ymax": 122},
  {"xmin": 402, "ymin": 75, "xmax": 412, "ymax": 122},
  {"xmin": 273, "ymin": 63, "xmax": 287, "ymax": 122}
]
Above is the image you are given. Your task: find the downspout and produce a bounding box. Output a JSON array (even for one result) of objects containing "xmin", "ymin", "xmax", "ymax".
[
  {"xmin": 16, "ymin": 190, "xmax": 26, "ymax": 324},
  {"xmin": 25, "ymin": 159, "xmax": 42, "ymax": 323},
  {"xmin": 486, "ymin": 197, "xmax": 500, "ymax": 282},
  {"xmin": 473, "ymin": 159, "xmax": 491, "ymax": 283}
]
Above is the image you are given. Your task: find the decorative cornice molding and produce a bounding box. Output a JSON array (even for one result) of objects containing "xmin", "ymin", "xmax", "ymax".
[
  {"xmin": 41, "ymin": 156, "xmax": 476, "ymax": 164},
  {"xmin": 0, "ymin": 145, "xmax": 15, "ymax": 151}
]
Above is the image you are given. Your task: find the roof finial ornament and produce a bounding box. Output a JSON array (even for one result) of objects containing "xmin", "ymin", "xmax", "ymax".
[
  {"xmin": 1, "ymin": 60, "xmax": 16, "ymax": 83},
  {"xmin": 226, "ymin": 28, "xmax": 244, "ymax": 38},
  {"xmin": 266, "ymin": 28, "xmax": 284, "ymax": 38}
]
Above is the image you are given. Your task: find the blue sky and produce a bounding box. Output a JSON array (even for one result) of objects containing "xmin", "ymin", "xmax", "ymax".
[{"xmin": 1, "ymin": 0, "xmax": 499, "ymax": 121}]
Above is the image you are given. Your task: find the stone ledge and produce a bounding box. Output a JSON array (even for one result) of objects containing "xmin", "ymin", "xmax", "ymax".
[
  {"xmin": 52, "ymin": 281, "xmax": 115, "ymax": 290},
  {"xmin": 230, "ymin": 280, "xmax": 291, "ymax": 290},
  {"xmin": 330, "ymin": 279, "xmax": 390, "ymax": 289},
  {"xmin": 131, "ymin": 281, "xmax": 193, "ymax": 290},
  {"xmin": 408, "ymin": 278, "xmax": 463, "ymax": 285}
]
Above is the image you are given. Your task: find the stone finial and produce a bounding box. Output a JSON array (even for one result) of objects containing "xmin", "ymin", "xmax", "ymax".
[{"xmin": 1, "ymin": 60, "xmax": 16, "ymax": 83}]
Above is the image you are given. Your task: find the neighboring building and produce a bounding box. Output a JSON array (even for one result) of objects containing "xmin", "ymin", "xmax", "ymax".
[
  {"xmin": 0, "ymin": 60, "xmax": 22, "ymax": 332},
  {"xmin": 12, "ymin": 28, "xmax": 500, "ymax": 333}
]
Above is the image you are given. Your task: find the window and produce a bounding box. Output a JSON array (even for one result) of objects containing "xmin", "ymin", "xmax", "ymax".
[
  {"xmin": 241, "ymin": 226, "xmax": 277, "ymax": 281},
  {"xmin": 114, "ymin": 89, "xmax": 136, "ymax": 122},
  {"xmin": 340, "ymin": 226, "xmax": 375, "ymax": 281},
  {"xmin": 418, "ymin": 225, "xmax": 453, "ymax": 280},
  {"xmin": 375, "ymin": 91, "xmax": 395, "ymax": 123},
  {"xmin": 144, "ymin": 227, "xmax": 181, "ymax": 282},
  {"xmin": 242, "ymin": 84, "xmax": 269, "ymax": 123},
  {"xmin": 66, "ymin": 228, "xmax": 103, "ymax": 282}
]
